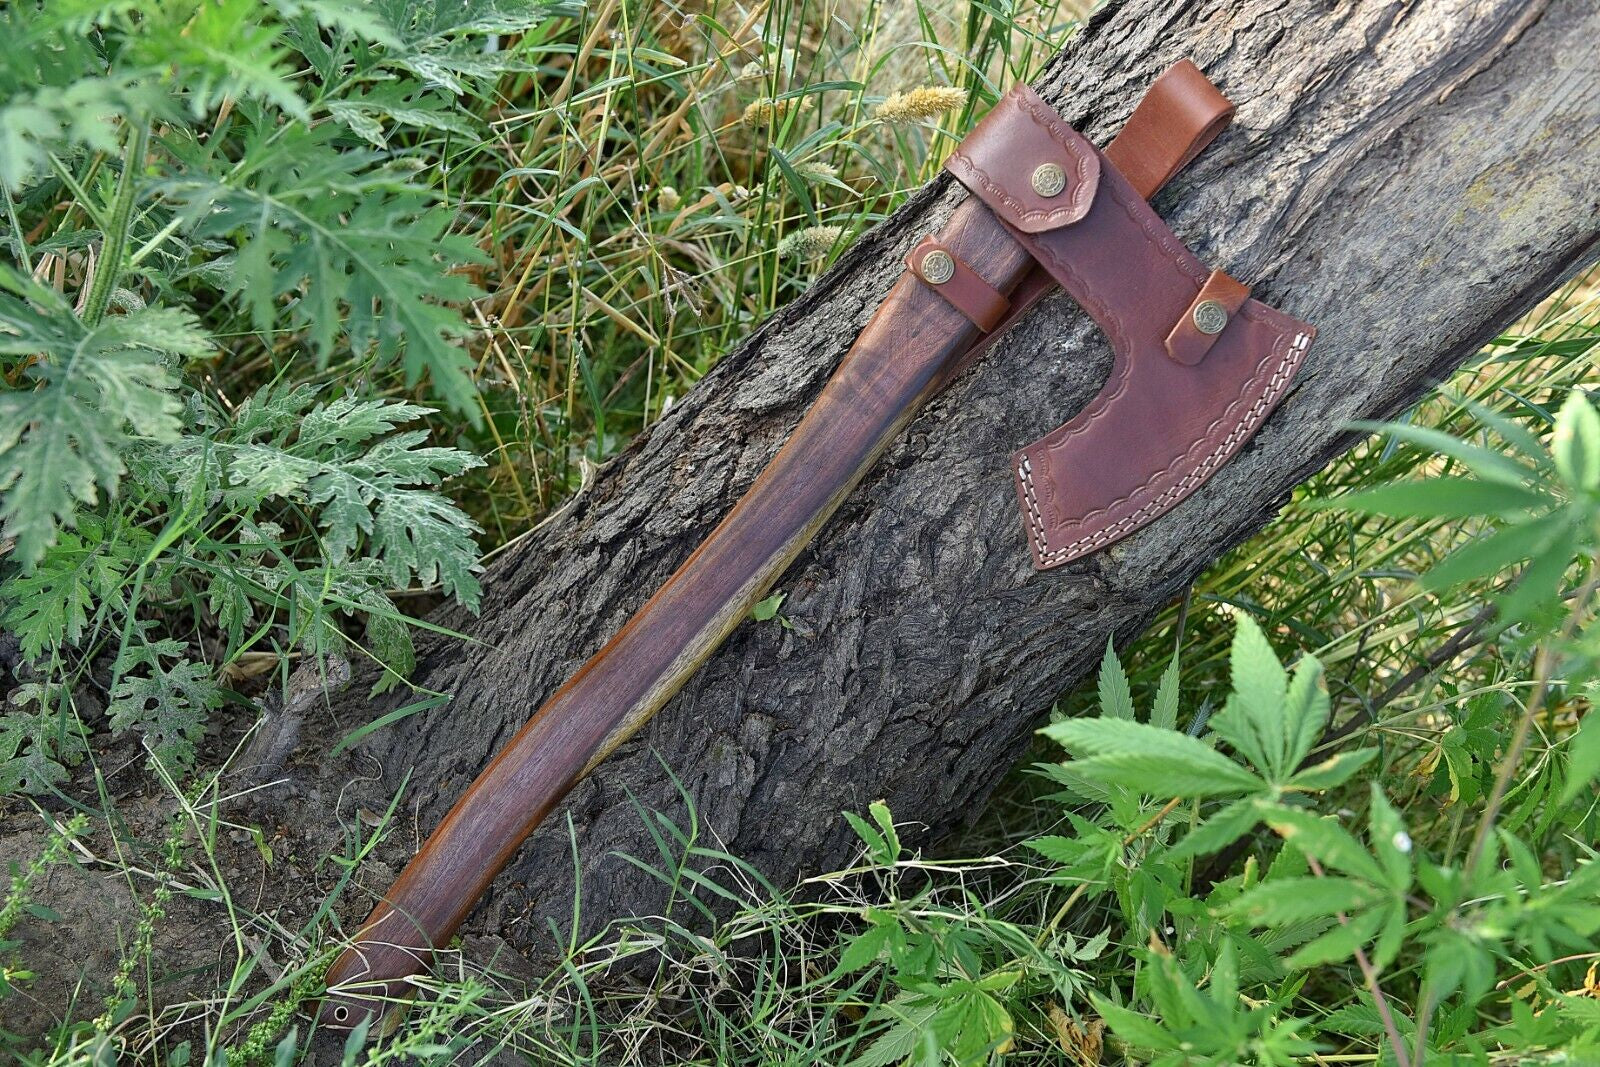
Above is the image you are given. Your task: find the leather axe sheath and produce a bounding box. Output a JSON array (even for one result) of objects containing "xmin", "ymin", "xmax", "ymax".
[{"xmin": 318, "ymin": 60, "xmax": 1315, "ymax": 1030}]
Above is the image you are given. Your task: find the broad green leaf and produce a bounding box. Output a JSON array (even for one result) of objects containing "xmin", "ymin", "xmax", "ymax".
[
  {"xmin": 1420, "ymin": 515, "xmax": 1564, "ymax": 592},
  {"xmin": 1353, "ymin": 419, "xmax": 1533, "ymax": 486},
  {"xmin": 1070, "ymin": 751, "xmax": 1265, "ymax": 797},
  {"xmin": 1493, "ymin": 526, "xmax": 1578, "ymax": 627},
  {"xmin": 1283, "ymin": 904, "xmax": 1384, "ymax": 969},
  {"xmin": 836, "ymin": 919, "xmax": 892, "ymax": 974},
  {"xmin": 1367, "ymin": 786, "xmax": 1414, "ymax": 892},
  {"xmin": 1088, "ymin": 996, "xmax": 1174, "ymax": 1053},
  {"xmin": 1552, "ymin": 390, "xmax": 1600, "ymax": 491},
  {"xmin": 751, "ymin": 592, "xmax": 785, "ymax": 621},
  {"xmin": 1423, "ymin": 927, "xmax": 1496, "ymax": 1003},
  {"xmin": 842, "ymin": 810, "xmax": 888, "ymax": 864},
  {"xmin": 867, "ymin": 800, "xmax": 900, "ymax": 862},
  {"xmin": 1559, "ymin": 712, "xmax": 1600, "ymax": 805},
  {"xmin": 1330, "ymin": 478, "xmax": 1551, "ymax": 520},
  {"xmin": 1170, "ymin": 797, "xmax": 1261, "ymax": 859}
]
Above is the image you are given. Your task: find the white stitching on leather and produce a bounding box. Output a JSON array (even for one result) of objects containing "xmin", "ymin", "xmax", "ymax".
[{"xmin": 1019, "ymin": 331, "xmax": 1309, "ymax": 566}]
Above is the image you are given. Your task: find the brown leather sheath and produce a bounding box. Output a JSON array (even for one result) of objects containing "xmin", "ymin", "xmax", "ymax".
[{"xmin": 910, "ymin": 62, "xmax": 1315, "ymax": 569}]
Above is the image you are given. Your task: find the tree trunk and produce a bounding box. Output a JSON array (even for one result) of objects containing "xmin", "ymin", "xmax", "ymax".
[
  {"xmin": 7, "ymin": 0, "xmax": 1599, "ymax": 1038},
  {"xmin": 315, "ymin": 0, "xmax": 1599, "ymax": 960}
]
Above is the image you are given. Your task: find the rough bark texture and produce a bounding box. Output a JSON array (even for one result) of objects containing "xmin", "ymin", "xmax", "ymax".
[
  {"xmin": 323, "ymin": 0, "xmax": 1600, "ymax": 958},
  {"xmin": 6, "ymin": 0, "xmax": 1599, "ymax": 1040}
]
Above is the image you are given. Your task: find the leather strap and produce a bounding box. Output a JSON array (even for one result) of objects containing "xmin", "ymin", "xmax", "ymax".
[
  {"xmin": 1103, "ymin": 58, "xmax": 1235, "ymax": 200},
  {"xmin": 907, "ymin": 237, "xmax": 1010, "ymax": 332},
  {"xmin": 1165, "ymin": 268, "xmax": 1250, "ymax": 365}
]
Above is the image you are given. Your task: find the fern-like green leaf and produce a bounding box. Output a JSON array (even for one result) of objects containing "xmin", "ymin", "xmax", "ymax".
[
  {"xmin": 166, "ymin": 126, "xmax": 487, "ymax": 413},
  {"xmin": 0, "ymin": 283, "xmax": 208, "ymax": 566},
  {"xmin": 0, "ymin": 684, "xmax": 89, "ymax": 795},
  {"xmin": 108, "ymin": 635, "xmax": 223, "ymax": 771}
]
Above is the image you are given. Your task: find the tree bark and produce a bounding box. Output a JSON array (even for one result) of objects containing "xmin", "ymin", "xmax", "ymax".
[{"xmin": 305, "ymin": 0, "xmax": 1599, "ymax": 960}]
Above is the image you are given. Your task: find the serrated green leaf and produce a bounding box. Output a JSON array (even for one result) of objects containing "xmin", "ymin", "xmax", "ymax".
[
  {"xmin": 1282, "ymin": 654, "xmax": 1330, "ymax": 773},
  {"xmin": 1225, "ymin": 876, "xmax": 1383, "ymax": 925},
  {"xmin": 1282, "ymin": 904, "xmax": 1384, "ymax": 969},
  {"xmin": 1044, "ymin": 718, "xmax": 1264, "ymax": 796},
  {"xmin": 1420, "ymin": 515, "xmax": 1564, "ymax": 592},
  {"xmin": 836, "ymin": 919, "xmax": 892, "ymax": 974},
  {"xmin": 1552, "ymin": 390, "xmax": 1600, "ymax": 491},
  {"xmin": 0, "ymin": 684, "xmax": 89, "ymax": 795},
  {"xmin": 1089, "ymin": 995, "xmax": 1174, "ymax": 1052},
  {"xmin": 1151, "ymin": 652, "xmax": 1180, "ymax": 731},
  {"xmin": 1262, "ymin": 805, "xmax": 1388, "ymax": 885},
  {"xmin": 1560, "ymin": 713, "xmax": 1600, "ymax": 805},
  {"xmin": 1170, "ymin": 797, "xmax": 1261, "ymax": 859},
  {"xmin": 1207, "ymin": 615, "xmax": 1288, "ymax": 778},
  {"xmin": 366, "ymin": 611, "xmax": 416, "ymax": 697},
  {"xmin": 107, "ymin": 636, "xmax": 223, "ymax": 771},
  {"xmin": 166, "ymin": 127, "xmax": 487, "ymax": 414},
  {"xmin": 1287, "ymin": 747, "xmax": 1378, "ymax": 792},
  {"xmin": 0, "ymin": 300, "xmax": 200, "ymax": 565},
  {"xmin": 1025, "ymin": 834, "xmax": 1091, "ymax": 866},
  {"xmin": 1098, "ymin": 638, "xmax": 1134, "ymax": 720}
]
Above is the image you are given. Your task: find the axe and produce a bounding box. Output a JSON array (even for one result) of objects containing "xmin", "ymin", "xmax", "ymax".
[{"xmin": 319, "ymin": 59, "xmax": 1315, "ymax": 1030}]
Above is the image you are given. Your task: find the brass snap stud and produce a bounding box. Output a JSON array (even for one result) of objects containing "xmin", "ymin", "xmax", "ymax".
[
  {"xmin": 920, "ymin": 249, "xmax": 955, "ymax": 285},
  {"xmin": 1192, "ymin": 299, "xmax": 1228, "ymax": 335},
  {"xmin": 1031, "ymin": 162, "xmax": 1066, "ymax": 198}
]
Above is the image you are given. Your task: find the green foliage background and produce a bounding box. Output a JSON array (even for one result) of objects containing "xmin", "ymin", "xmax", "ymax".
[{"xmin": 0, "ymin": 1, "xmax": 1596, "ymax": 1065}]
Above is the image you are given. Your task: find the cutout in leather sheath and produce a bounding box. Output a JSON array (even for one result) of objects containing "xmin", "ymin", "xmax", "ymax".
[{"xmin": 946, "ymin": 84, "xmax": 1315, "ymax": 570}]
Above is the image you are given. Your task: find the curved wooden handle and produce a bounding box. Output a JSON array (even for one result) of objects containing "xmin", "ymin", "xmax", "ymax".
[{"xmin": 318, "ymin": 197, "xmax": 1036, "ymax": 1029}]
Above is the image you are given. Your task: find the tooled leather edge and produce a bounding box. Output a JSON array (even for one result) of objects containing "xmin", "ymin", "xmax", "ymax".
[
  {"xmin": 944, "ymin": 86, "xmax": 1099, "ymax": 232},
  {"xmin": 1014, "ymin": 317, "xmax": 1313, "ymax": 568}
]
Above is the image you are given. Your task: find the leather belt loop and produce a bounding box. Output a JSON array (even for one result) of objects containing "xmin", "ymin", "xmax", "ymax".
[
  {"xmin": 907, "ymin": 236, "xmax": 1010, "ymax": 332},
  {"xmin": 1103, "ymin": 58, "xmax": 1235, "ymax": 200},
  {"xmin": 1165, "ymin": 268, "xmax": 1251, "ymax": 365}
]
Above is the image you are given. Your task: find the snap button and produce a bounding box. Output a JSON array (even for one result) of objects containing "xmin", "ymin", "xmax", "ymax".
[
  {"xmin": 920, "ymin": 249, "xmax": 955, "ymax": 284},
  {"xmin": 1192, "ymin": 299, "xmax": 1228, "ymax": 335},
  {"xmin": 1031, "ymin": 162, "xmax": 1066, "ymax": 198}
]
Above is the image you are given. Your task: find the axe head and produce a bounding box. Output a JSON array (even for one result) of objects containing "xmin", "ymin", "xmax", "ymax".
[{"xmin": 942, "ymin": 83, "xmax": 1314, "ymax": 569}]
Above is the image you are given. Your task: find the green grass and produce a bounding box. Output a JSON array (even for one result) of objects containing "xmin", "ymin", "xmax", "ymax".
[{"xmin": 1, "ymin": 1, "xmax": 1598, "ymax": 1064}]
